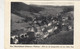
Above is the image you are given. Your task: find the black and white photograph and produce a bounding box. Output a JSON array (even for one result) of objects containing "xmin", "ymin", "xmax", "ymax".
[{"xmin": 11, "ymin": 2, "xmax": 74, "ymax": 44}]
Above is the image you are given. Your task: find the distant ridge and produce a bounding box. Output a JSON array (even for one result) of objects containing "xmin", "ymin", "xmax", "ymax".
[{"xmin": 11, "ymin": 2, "xmax": 44, "ymax": 14}]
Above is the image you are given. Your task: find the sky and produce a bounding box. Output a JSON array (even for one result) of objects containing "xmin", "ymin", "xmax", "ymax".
[{"xmin": 23, "ymin": 1, "xmax": 74, "ymax": 6}]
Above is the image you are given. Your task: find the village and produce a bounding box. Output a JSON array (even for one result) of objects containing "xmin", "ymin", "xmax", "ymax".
[{"xmin": 11, "ymin": 11, "xmax": 73, "ymax": 44}]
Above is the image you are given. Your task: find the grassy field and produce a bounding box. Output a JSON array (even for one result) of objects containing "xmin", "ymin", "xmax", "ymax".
[{"xmin": 37, "ymin": 30, "xmax": 73, "ymax": 44}]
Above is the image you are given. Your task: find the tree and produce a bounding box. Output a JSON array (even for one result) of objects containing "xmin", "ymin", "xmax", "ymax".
[{"xmin": 62, "ymin": 6, "xmax": 74, "ymax": 13}]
